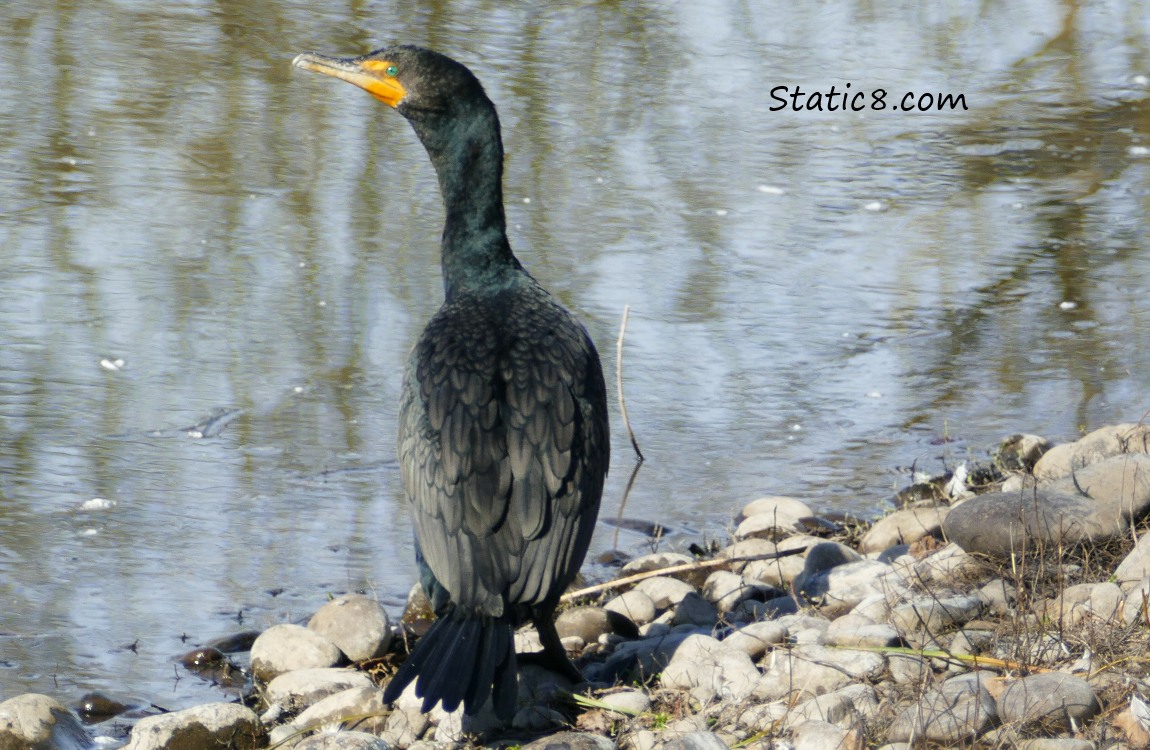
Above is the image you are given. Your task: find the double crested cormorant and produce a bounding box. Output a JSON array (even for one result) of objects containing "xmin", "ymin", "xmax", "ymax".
[{"xmin": 292, "ymin": 46, "xmax": 610, "ymax": 718}]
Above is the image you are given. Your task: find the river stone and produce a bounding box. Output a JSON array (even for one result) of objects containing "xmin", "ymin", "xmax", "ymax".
[
  {"xmin": 660, "ymin": 731, "xmax": 729, "ymax": 750},
  {"xmin": 1033, "ymin": 423, "xmax": 1150, "ymax": 480},
  {"xmin": 792, "ymin": 542, "xmax": 861, "ymax": 595},
  {"xmin": 124, "ymin": 702, "xmax": 263, "ymax": 750},
  {"xmin": 1037, "ymin": 582, "xmax": 1123, "ymax": 626},
  {"xmin": 620, "ymin": 551, "xmax": 696, "ymax": 577},
  {"xmin": 672, "ymin": 592, "xmax": 718, "ymax": 627},
  {"xmin": 308, "ymin": 594, "xmax": 393, "ymax": 662},
  {"xmin": 598, "ymin": 690, "xmax": 651, "ymax": 716},
  {"xmin": 596, "ymin": 630, "xmax": 695, "ymax": 682},
  {"xmin": 825, "ymin": 614, "xmax": 901, "ymax": 649},
  {"xmin": 252, "ymin": 623, "xmax": 344, "ymax": 681},
  {"xmin": 718, "ymin": 538, "xmax": 778, "ymax": 570},
  {"xmin": 295, "ymin": 732, "xmax": 391, "ymax": 750},
  {"xmin": 522, "ymin": 731, "xmax": 617, "ymax": 750},
  {"xmin": 860, "ymin": 507, "xmax": 949, "ymax": 554},
  {"xmin": 1045, "ymin": 453, "xmax": 1150, "ymax": 517},
  {"xmin": 791, "ymin": 720, "xmax": 860, "ymax": 750},
  {"xmin": 911, "ymin": 542, "xmax": 984, "ymax": 584},
  {"xmin": 997, "ymin": 672, "xmax": 1099, "ymax": 730},
  {"xmin": 701, "ymin": 570, "xmax": 782, "ymax": 613},
  {"xmin": 738, "ymin": 495, "xmax": 815, "ymax": 523},
  {"xmin": 1015, "ymin": 740, "xmax": 1095, "ymax": 750},
  {"xmin": 801, "ymin": 559, "xmax": 900, "ymax": 616},
  {"xmin": 603, "ymin": 590, "xmax": 658, "ymax": 625},
  {"xmin": 661, "ymin": 634, "xmax": 760, "ymax": 702},
  {"xmin": 0, "ymin": 693, "xmax": 90, "ymax": 750},
  {"xmin": 942, "ymin": 489, "xmax": 1118, "ymax": 558},
  {"xmin": 265, "ymin": 668, "xmax": 375, "ymax": 713},
  {"xmin": 633, "ymin": 576, "xmax": 696, "ymax": 609},
  {"xmin": 889, "ymin": 594, "xmax": 982, "ymax": 634},
  {"xmin": 756, "ymin": 647, "xmax": 854, "ymax": 701},
  {"xmin": 1116, "ymin": 531, "xmax": 1150, "ymax": 589},
  {"xmin": 887, "ymin": 672, "xmax": 998, "ymax": 743},
  {"xmin": 730, "ymin": 595, "xmax": 799, "ymax": 622},
  {"xmin": 1122, "ymin": 577, "xmax": 1150, "ymax": 624},
  {"xmin": 743, "ymin": 535, "xmax": 819, "ymax": 586},
  {"xmin": 888, "ymin": 653, "xmax": 932, "ymax": 684},
  {"xmin": 722, "ymin": 621, "xmax": 787, "ymax": 660},
  {"xmin": 557, "ymin": 605, "xmax": 639, "ymax": 642},
  {"xmin": 785, "ymin": 683, "xmax": 879, "ymax": 728},
  {"xmin": 286, "ymin": 686, "xmax": 389, "ymax": 737}
]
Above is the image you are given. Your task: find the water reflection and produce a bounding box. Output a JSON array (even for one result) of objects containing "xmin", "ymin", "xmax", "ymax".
[{"xmin": 0, "ymin": 0, "xmax": 1148, "ymax": 714}]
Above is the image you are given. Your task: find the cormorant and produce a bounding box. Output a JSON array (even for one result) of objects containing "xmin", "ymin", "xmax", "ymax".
[{"xmin": 292, "ymin": 45, "xmax": 610, "ymax": 718}]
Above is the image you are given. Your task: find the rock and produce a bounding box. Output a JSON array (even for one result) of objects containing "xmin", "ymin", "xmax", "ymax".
[
  {"xmin": 620, "ymin": 552, "xmax": 696, "ymax": 577},
  {"xmin": 1033, "ymin": 423, "xmax": 1150, "ymax": 480},
  {"xmin": 265, "ymin": 668, "xmax": 375, "ymax": 714},
  {"xmin": 791, "ymin": 720, "xmax": 862, "ymax": 750},
  {"xmin": 0, "ymin": 693, "xmax": 90, "ymax": 750},
  {"xmin": 942, "ymin": 489, "xmax": 1123, "ymax": 558},
  {"xmin": 756, "ymin": 646, "xmax": 862, "ymax": 701},
  {"xmin": 722, "ymin": 621, "xmax": 787, "ymax": 660},
  {"xmin": 1123, "ymin": 577, "xmax": 1150, "ymax": 624},
  {"xmin": 381, "ymin": 692, "xmax": 431, "ymax": 748},
  {"xmin": 911, "ymin": 543, "xmax": 984, "ymax": 584},
  {"xmin": 735, "ymin": 497, "xmax": 817, "ymax": 540},
  {"xmin": 595, "ymin": 630, "xmax": 695, "ymax": 683},
  {"xmin": 251, "ymin": 623, "xmax": 344, "ymax": 681},
  {"xmin": 295, "ymin": 732, "xmax": 391, "ymax": 749},
  {"xmin": 701, "ymin": 570, "xmax": 782, "ymax": 614},
  {"xmin": 792, "ymin": 542, "xmax": 861, "ymax": 597},
  {"xmin": 718, "ymin": 538, "xmax": 778, "ymax": 571},
  {"xmin": 671, "ymin": 592, "xmax": 718, "ymax": 627},
  {"xmin": 785, "ymin": 683, "xmax": 879, "ymax": 727},
  {"xmin": 1116, "ymin": 532, "xmax": 1150, "ymax": 589},
  {"xmin": 521, "ymin": 731, "xmax": 617, "ymax": 750},
  {"xmin": 800, "ymin": 559, "xmax": 901, "ymax": 616},
  {"xmin": 633, "ymin": 576, "xmax": 696, "ymax": 609},
  {"xmin": 996, "ymin": 672, "xmax": 1099, "ymax": 730},
  {"xmin": 1037, "ymin": 582, "xmax": 1123, "ymax": 626},
  {"xmin": 887, "ymin": 672, "xmax": 998, "ymax": 743},
  {"xmin": 660, "ymin": 731, "xmax": 729, "ymax": 750},
  {"xmin": 825, "ymin": 614, "xmax": 901, "ymax": 649},
  {"xmin": 205, "ymin": 630, "xmax": 261, "ymax": 652},
  {"xmin": 286, "ymin": 686, "xmax": 389, "ymax": 738},
  {"xmin": 888, "ymin": 653, "xmax": 931, "ymax": 684},
  {"xmin": 511, "ymin": 706, "xmax": 566, "ymax": 731},
  {"xmin": 603, "ymin": 590, "xmax": 658, "ymax": 625},
  {"xmin": 889, "ymin": 594, "xmax": 982, "ymax": 634},
  {"xmin": 619, "ymin": 730, "xmax": 657, "ymax": 750},
  {"xmin": 124, "ymin": 702, "xmax": 263, "ymax": 750},
  {"xmin": 742, "ymin": 535, "xmax": 818, "ymax": 586},
  {"xmin": 738, "ymin": 495, "xmax": 814, "ymax": 523},
  {"xmin": 977, "ymin": 578, "xmax": 1016, "ymax": 616},
  {"xmin": 75, "ymin": 691, "xmax": 131, "ymax": 722},
  {"xmin": 737, "ymin": 701, "xmax": 789, "ymax": 732},
  {"xmin": 598, "ymin": 690, "xmax": 651, "ymax": 716},
  {"xmin": 660, "ymin": 634, "xmax": 760, "ymax": 702},
  {"xmin": 860, "ymin": 507, "xmax": 949, "ymax": 554},
  {"xmin": 1045, "ymin": 453, "xmax": 1150, "ymax": 516},
  {"xmin": 729, "ymin": 595, "xmax": 799, "ymax": 622},
  {"xmin": 557, "ymin": 605, "xmax": 640, "ymax": 642},
  {"xmin": 994, "ymin": 433, "xmax": 1051, "ymax": 473},
  {"xmin": 308, "ymin": 594, "xmax": 393, "ymax": 662}
]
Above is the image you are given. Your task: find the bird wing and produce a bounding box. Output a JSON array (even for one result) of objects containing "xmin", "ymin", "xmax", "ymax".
[{"xmin": 397, "ymin": 287, "xmax": 609, "ymax": 617}]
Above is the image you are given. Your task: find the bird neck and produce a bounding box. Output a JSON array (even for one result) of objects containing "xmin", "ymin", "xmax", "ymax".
[{"xmin": 409, "ymin": 103, "xmax": 522, "ymax": 299}]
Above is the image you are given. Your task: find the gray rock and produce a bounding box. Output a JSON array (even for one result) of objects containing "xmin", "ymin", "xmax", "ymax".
[
  {"xmin": 1117, "ymin": 531, "xmax": 1150, "ymax": 589},
  {"xmin": 660, "ymin": 731, "xmax": 729, "ymax": 750},
  {"xmin": 701, "ymin": 570, "xmax": 782, "ymax": 614},
  {"xmin": 860, "ymin": 507, "xmax": 949, "ymax": 554},
  {"xmin": 801, "ymin": 559, "xmax": 902, "ymax": 616},
  {"xmin": 596, "ymin": 630, "xmax": 695, "ymax": 682},
  {"xmin": 943, "ymin": 488, "xmax": 1126, "ymax": 558},
  {"xmin": 887, "ymin": 672, "xmax": 998, "ymax": 743},
  {"xmin": 661, "ymin": 634, "xmax": 760, "ymax": 702},
  {"xmin": 672, "ymin": 592, "xmax": 718, "ymax": 627},
  {"xmin": 0, "ymin": 693, "xmax": 90, "ymax": 750},
  {"xmin": 308, "ymin": 594, "xmax": 393, "ymax": 662},
  {"xmin": 296, "ymin": 732, "xmax": 391, "ymax": 750},
  {"xmin": 889, "ymin": 594, "xmax": 982, "ymax": 634},
  {"xmin": 287, "ymin": 686, "xmax": 389, "ymax": 737},
  {"xmin": 1014, "ymin": 740, "xmax": 1095, "ymax": 750},
  {"xmin": 756, "ymin": 647, "xmax": 855, "ymax": 701},
  {"xmin": 1039, "ymin": 582, "xmax": 1123, "ymax": 626},
  {"xmin": 825, "ymin": 614, "xmax": 901, "ymax": 649},
  {"xmin": 1123, "ymin": 576, "xmax": 1150, "ymax": 624},
  {"xmin": 742, "ymin": 535, "xmax": 819, "ymax": 586},
  {"xmin": 790, "ymin": 720, "xmax": 858, "ymax": 750},
  {"xmin": 598, "ymin": 690, "xmax": 651, "ymax": 716},
  {"xmin": 603, "ymin": 590, "xmax": 658, "ymax": 625},
  {"xmin": 977, "ymin": 578, "xmax": 1017, "ymax": 616},
  {"xmin": 1033, "ymin": 423, "xmax": 1150, "ymax": 480},
  {"xmin": 996, "ymin": 672, "xmax": 1099, "ymax": 730},
  {"xmin": 511, "ymin": 705, "xmax": 566, "ymax": 731},
  {"xmin": 556, "ymin": 605, "xmax": 639, "ymax": 642},
  {"xmin": 124, "ymin": 702, "xmax": 263, "ymax": 750},
  {"xmin": 786, "ymin": 683, "xmax": 879, "ymax": 727},
  {"xmin": 252, "ymin": 623, "xmax": 344, "ymax": 682},
  {"xmin": 722, "ymin": 621, "xmax": 787, "ymax": 660},
  {"xmin": 265, "ymin": 668, "xmax": 375, "ymax": 714},
  {"xmin": 633, "ymin": 576, "xmax": 696, "ymax": 609},
  {"xmin": 1046, "ymin": 453, "xmax": 1150, "ymax": 516},
  {"xmin": 718, "ymin": 538, "xmax": 778, "ymax": 571},
  {"xmin": 793, "ymin": 542, "xmax": 862, "ymax": 597},
  {"xmin": 619, "ymin": 730, "xmax": 657, "ymax": 750},
  {"xmin": 620, "ymin": 552, "xmax": 696, "ymax": 577},
  {"xmin": 522, "ymin": 731, "xmax": 618, "ymax": 750},
  {"xmin": 887, "ymin": 653, "xmax": 932, "ymax": 684},
  {"xmin": 737, "ymin": 495, "xmax": 815, "ymax": 523},
  {"xmin": 729, "ymin": 595, "xmax": 799, "ymax": 622},
  {"xmin": 910, "ymin": 542, "xmax": 984, "ymax": 584},
  {"xmin": 380, "ymin": 689, "xmax": 431, "ymax": 749}
]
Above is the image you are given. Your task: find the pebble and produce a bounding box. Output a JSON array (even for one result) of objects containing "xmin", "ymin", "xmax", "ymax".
[
  {"xmin": 633, "ymin": 576, "xmax": 696, "ymax": 609},
  {"xmin": 1032, "ymin": 423, "xmax": 1150, "ymax": 480},
  {"xmin": 308, "ymin": 593, "xmax": 393, "ymax": 662},
  {"xmin": 557, "ymin": 605, "xmax": 639, "ymax": 642},
  {"xmin": 295, "ymin": 731, "xmax": 392, "ymax": 749},
  {"xmin": 859, "ymin": 506, "xmax": 948, "ymax": 553},
  {"xmin": 264, "ymin": 668, "xmax": 375, "ymax": 714},
  {"xmin": 997, "ymin": 673, "xmax": 1100, "ymax": 730},
  {"xmin": 887, "ymin": 672, "xmax": 999, "ymax": 743},
  {"xmin": 251, "ymin": 623, "xmax": 345, "ymax": 681},
  {"xmin": 522, "ymin": 731, "xmax": 617, "ymax": 750},
  {"xmin": 603, "ymin": 590, "xmax": 658, "ymax": 625},
  {"xmin": 0, "ymin": 693, "xmax": 90, "ymax": 750},
  {"xmin": 791, "ymin": 719, "xmax": 862, "ymax": 750},
  {"xmin": 660, "ymin": 634, "xmax": 760, "ymax": 702}
]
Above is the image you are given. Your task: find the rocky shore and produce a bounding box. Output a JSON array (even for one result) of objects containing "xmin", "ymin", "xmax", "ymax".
[{"xmin": 6, "ymin": 422, "xmax": 1150, "ymax": 750}]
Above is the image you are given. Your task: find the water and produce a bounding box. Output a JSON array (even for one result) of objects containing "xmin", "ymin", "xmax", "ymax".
[{"xmin": 1, "ymin": 0, "xmax": 1149, "ymax": 717}]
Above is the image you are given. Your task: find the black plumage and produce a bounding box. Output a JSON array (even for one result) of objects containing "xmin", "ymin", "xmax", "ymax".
[{"xmin": 292, "ymin": 45, "xmax": 610, "ymax": 718}]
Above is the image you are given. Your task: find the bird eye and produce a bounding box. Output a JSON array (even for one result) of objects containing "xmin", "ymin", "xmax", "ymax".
[{"xmin": 385, "ymin": 65, "xmax": 398, "ymax": 77}]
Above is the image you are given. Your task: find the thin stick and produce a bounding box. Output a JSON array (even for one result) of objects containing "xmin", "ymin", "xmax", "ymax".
[
  {"xmin": 560, "ymin": 547, "xmax": 809, "ymax": 604},
  {"xmin": 616, "ymin": 305, "xmax": 643, "ymax": 461}
]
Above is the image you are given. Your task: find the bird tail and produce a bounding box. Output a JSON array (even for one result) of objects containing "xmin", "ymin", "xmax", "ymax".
[{"xmin": 383, "ymin": 607, "xmax": 518, "ymax": 718}]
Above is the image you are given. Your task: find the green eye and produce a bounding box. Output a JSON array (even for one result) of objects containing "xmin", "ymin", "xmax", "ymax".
[{"xmin": 385, "ymin": 65, "xmax": 398, "ymax": 77}]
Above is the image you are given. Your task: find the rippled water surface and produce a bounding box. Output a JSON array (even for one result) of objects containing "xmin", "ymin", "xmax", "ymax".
[{"xmin": 2, "ymin": 0, "xmax": 1149, "ymax": 715}]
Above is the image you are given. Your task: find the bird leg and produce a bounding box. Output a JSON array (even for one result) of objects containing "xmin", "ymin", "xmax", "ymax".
[{"xmin": 522, "ymin": 616, "xmax": 584, "ymax": 684}]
